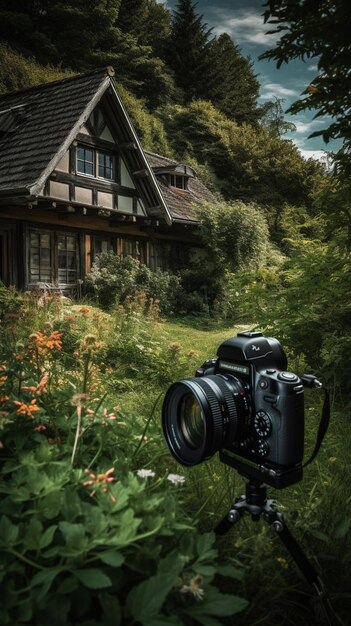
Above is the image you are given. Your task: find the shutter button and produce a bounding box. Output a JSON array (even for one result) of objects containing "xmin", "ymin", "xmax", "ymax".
[{"xmin": 278, "ymin": 371, "xmax": 298, "ymax": 382}]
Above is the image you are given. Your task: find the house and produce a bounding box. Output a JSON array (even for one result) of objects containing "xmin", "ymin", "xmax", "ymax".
[{"xmin": 0, "ymin": 67, "xmax": 216, "ymax": 293}]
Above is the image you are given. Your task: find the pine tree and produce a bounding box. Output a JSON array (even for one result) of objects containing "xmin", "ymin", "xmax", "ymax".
[
  {"xmin": 207, "ymin": 33, "xmax": 261, "ymax": 125},
  {"xmin": 167, "ymin": 0, "xmax": 214, "ymax": 102}
]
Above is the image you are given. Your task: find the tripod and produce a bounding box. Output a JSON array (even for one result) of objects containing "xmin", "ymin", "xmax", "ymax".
[{"xmin": 215, "ymin": 479, "xmax": 338, "ymax": 626}]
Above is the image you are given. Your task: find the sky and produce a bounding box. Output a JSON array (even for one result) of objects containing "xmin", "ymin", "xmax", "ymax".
[{"xmin": 159, "ymin": 0, "xmax": 339, "ymax": 163}]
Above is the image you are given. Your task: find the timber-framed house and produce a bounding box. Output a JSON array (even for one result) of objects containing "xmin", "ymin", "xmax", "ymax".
[{"xmin": 0, "ymin": 67, "xmax": 216, "ymax": 293}]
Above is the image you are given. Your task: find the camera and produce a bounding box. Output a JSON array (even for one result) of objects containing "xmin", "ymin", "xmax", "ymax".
[{"xmin": 162, "ymin": 330, "xmax": 308, "ymax": 489}]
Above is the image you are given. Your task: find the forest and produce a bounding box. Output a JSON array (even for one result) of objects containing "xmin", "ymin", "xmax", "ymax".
[{"xmin": 0, "ymin": 1, "xmax": 350, "ymax": 625}]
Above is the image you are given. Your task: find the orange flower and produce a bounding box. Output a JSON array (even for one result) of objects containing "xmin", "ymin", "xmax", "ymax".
[
  {"xmin": 23, "ymin": 373, "xmax": 49, "ymax": 395},
  {"xmin": 13, "ymin": 399, "xmax": 41, "ymax": 417},
  {"xmin": 33, "ymin": 424, "xmax": 47, "ymax": 432},
  {"xmin": 0, "ymin": 395, "xmax": 9, "ymax": 403},
  {"xmin": 29, "ymin": 330, "xmax": 62, "ymax": 354},
  {"xmin": 83, "ymin": 467, "xmax": 115, "ymax": 497}
]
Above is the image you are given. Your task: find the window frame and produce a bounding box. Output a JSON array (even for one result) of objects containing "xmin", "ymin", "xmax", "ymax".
[
  {"xmin": 76, "ymin": 143, "xmax": 115, "ymax": 182},
  {"xmin": 27, "ymin": 227, "xmax": 80, "ymax": 289}
]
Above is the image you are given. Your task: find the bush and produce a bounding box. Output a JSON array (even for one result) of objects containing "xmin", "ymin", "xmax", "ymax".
[{"xmin": 84, "ymin": 253, "xmax": 181, "ymax": 314}]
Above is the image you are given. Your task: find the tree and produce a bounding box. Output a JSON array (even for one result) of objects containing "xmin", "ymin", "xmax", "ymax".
[
  {"xmin": 260, "ymin": 0, "xmax": 351, "ymax": 174},
  {"xmin": 260, "ymin": 97, "xmax": 296, "ymax": 138},
  {"xmin": 167, "ymin": 0, "xmax": 214, "ymax": 102},
  {"xmin": 159, "ymin": 100, "xmax": 324, "ymax": 221},
  {"xmin": 207, "ymin": 33, "xmax": 261, "ymax": 125}
]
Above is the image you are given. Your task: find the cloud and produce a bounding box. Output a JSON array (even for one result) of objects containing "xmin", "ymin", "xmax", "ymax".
[
  {"xmin": 307, "ymin": 64, "xmax": 319, "ymax": 72},
  {"xmin": 260, "ymin": 82, "xmax": 300, "ymax": 100},
  {"xmin": 293, "ymin": 119, "xmax": 325, "ymax": 135},
  {"xmin": 208, "ymin": 9, "xmax": 279, "ymax": 46}
]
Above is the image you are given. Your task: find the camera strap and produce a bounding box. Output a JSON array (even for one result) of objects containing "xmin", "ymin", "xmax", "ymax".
[{"xmin": 303, "ymin": 382, "xmax": 330, "ymax": 468}]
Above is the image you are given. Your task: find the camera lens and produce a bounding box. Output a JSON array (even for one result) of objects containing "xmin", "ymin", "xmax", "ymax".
[
  {"xmin": 162, "ymin": 375, "xmax": 250, "ymax": 466},
  {"xmin": 179, "ymin": 393, "xmax": 205, "ymax": 449}
]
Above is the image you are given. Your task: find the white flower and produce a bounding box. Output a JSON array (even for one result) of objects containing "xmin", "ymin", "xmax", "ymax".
[
  {"xmin": 180, "ymin": 575, "xmax": 204, "ymax": 601},
  {"xmin": 137, "ymin": 469, "xmax": 155, "ymax": 478},
  {"xmin": 167, "ymin": 473, "xmax": 185, "ymax": 485}
]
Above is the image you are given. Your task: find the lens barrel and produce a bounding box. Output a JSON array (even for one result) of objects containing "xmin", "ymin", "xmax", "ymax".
[{"xmin": 162, "ymin": 374, "xmax": 249, "ymax": 466}]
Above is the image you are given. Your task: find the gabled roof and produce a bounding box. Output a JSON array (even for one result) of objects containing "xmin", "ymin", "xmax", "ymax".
[
  {"xmin": 0, "ymin": 68, "xmax": 172, "ymax": 224},
  {"xmin": 145, "ymin": 151, "xmax": 217, "ymax": 224}
]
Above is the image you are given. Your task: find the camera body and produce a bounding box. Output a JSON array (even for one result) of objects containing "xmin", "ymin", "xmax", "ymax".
[
  {"xmin": 162, "ymin": 330, "xmax": 307, "ymax": 489},
  {"xmin": 199, "ymin": 330, "xmax": 305, "ymax": 474}
]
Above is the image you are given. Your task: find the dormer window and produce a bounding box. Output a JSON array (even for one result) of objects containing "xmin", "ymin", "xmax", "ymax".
[
  {"xmin": 152, "ymin": 162, "xmax": 196, "ymax": 192},
  {"xmin": 76, "ymin": 144, "xmax": 114, "ymax": 180},
  {"xmin": 168, "ymin": 174, "xmax": 188, "ymax": 190}
]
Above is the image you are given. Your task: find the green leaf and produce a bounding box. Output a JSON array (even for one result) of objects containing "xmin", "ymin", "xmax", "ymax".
[
  {"xmin": 100, "ymin": 592, "xmax": 122, "ymax": 626},
  {"xmin": 74, "ymin": 568, "xmax": 112, "ymax": 589},
  {"xmin": 0, "ymin": 515, "xmax": 19, "ymax": 546},
  {"xmin": 26, "ymin": 518, "xmax": 43, "ymax": 550},
  {"xmin": 30, "ymin": 567, "xmax": 65, "ymax": 600},
  {"xmin": 309, "ymin": 529, "xmax": 330, "ymax": 543},
  {"xmin": 184, "ymin": 587, "xmax": 248, "ymax": 618},
  {"xmin": 157, "ymin": 551, "xmax": 184, "ymax": 577},
  {"xmin": 334, "ymin": 518, "xmax": 351, "ymax": 539},
  {"xmin": 196, "ymin": 533, "xmax": 216, "ymax": 557},
  {"xmin": 216, "ymin": 564, "xmax": 245, "ymax": 580},
  {"xmin": 99, "ymin": 550, "xmax": 124, "ymax": 567},
  {"xmin": 59, "ymin": 521, "xmax": 87, "ymax": 551},
  {"xmin": 126, "ymin": 574, "xmax": 176, "ymax": 622},
  {"xmin": 40, "ymin": 524, "xmax": 57, "ymax": 549}
]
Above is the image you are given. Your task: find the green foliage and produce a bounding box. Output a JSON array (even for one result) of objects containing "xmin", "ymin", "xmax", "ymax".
[
  {"xmin": 84, "ymin": 252, "xmax": 181, "ymax": 314},
  {"xmin": 235, "ymin": 235, "xmax": 351, "ymax": 403},
  {"xmin": 159, "ymin": 100, "xmax": 324, "ymax": 222},
  {"xmin": 167, "ymin": 0, "xmax": 214, "ymax": 103},
  {"xmin": 116, "ymin": 82, "xmax": 172, "ymax": 154},
  {"xmin": 0, "ymin": 44, "xmax": 72, "ymax": 94},
  {"xmin": 207, "ymin": 33, "xmax": 261, "ymax": 125},
  {"xmin": 0, "ymin": 291, "xmax": 248, "ymax": 626},
  {"xmin": 261, "ymin": 0, "xmax": 351, "ymax": 176},
  {"xmin": 195, "ymin": 200, "xmax": 270, "ymax": 273}
]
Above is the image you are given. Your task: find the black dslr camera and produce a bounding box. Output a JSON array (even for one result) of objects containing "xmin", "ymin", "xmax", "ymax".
[{"xmin": 162, "ymin": 330, "xmax": 314, "ymax": 488}]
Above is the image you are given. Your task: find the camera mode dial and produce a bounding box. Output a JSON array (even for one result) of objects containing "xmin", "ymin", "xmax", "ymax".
[{"xmin": 254, "ymin": 410, "xmax": 272, "ymax": 437}]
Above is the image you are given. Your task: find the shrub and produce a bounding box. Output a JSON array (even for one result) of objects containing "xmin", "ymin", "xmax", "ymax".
[{"xmin": 84, "ymin": 252, "xmax": 181, "ymax": 314}]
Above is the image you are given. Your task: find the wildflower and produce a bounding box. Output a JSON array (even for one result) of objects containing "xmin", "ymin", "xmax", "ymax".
[
  {"xmin": 13, "ymin": 399, "xmax": 41, "ymax": 417},
  {"xmin": 328, "ymin": 456, "xmax": 337, "ymax": 463},
  {"xmin": 0, "ymin": 395, "xmax": 9, "ymax": 404},
  {"xmin": 167, "ymin": 473, "xmax": 185, "ymax": 485},
  {"xmin": 137, "ymin": 469, "xmax": 155, "ymax": 478},
  {"xmin": 23, "ymin": 373, "xmax": 49, "ymax": 395},
  {"xmin": 83, "ymin": 467, "xmax": 115, "ymax": 497},
  {"xmin": 33, "ymin": 424, "xmax": 47, "ymax": 432},
  {"xmin": 168, "ymin": 342, "xmax": 181, "ymax": 352},
  {"xmin": 276, "ymin": 557, "xmax": 289, "ymax": 570},
  {"xmin": 180, "ymin": 575, "xmax": 204, "ymax": 601}
]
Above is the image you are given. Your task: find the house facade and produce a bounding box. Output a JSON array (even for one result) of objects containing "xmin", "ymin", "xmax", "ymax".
[{"xmin": 0, "ymin": 67, "xmax": 216, "ymax": 293}]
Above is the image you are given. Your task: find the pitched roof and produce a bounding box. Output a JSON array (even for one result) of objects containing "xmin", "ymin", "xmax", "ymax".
[
  {"xmin": 0, "ymin": 68, "xmax": 172, "ymax": 224},
  {"xmin": 0, "ymin": 69, "xmax": 217, "ymax": 225},
  {"xmin": 0, "ymin": 69, "xmax": 111, "ymax": 195},
  {"xmin": 145, "ymin": 151, "xmax": 217, "ymax": 223}
]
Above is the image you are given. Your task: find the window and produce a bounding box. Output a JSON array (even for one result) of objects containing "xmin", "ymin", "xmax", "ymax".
[
  {"xmin": 120, "ymin": 238, "xmax": 147, "ymax": 264},
  {"xmin": 29, "ymin": 231, "xmax": 53, "ymax": 283},
  {"xmin": 76, "ymin": 144, "xmax": 114, "ymax": 180},
  {"xmin": 58, "ymin": 234, "xmax": 78, "ymax": 285},
  {"xmin": 28, "ymin": 229, "xmax": 79, "ymax": 288},
  {"xmin": 77, "ymin": 146, "xmax": 94, "ymax": 176},
  {"xmin": 168, "ymin": 174, "xmax": 188, "ymax": 190},
  {"xmin": 98, "ymin": 152, "xmax": 113, "ymax": 179}
]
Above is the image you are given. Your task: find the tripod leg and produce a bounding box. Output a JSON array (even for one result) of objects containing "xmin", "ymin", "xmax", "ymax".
[{"xmin": 268, "ymin": 512, "xmax": 338, "ymax": 626}]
